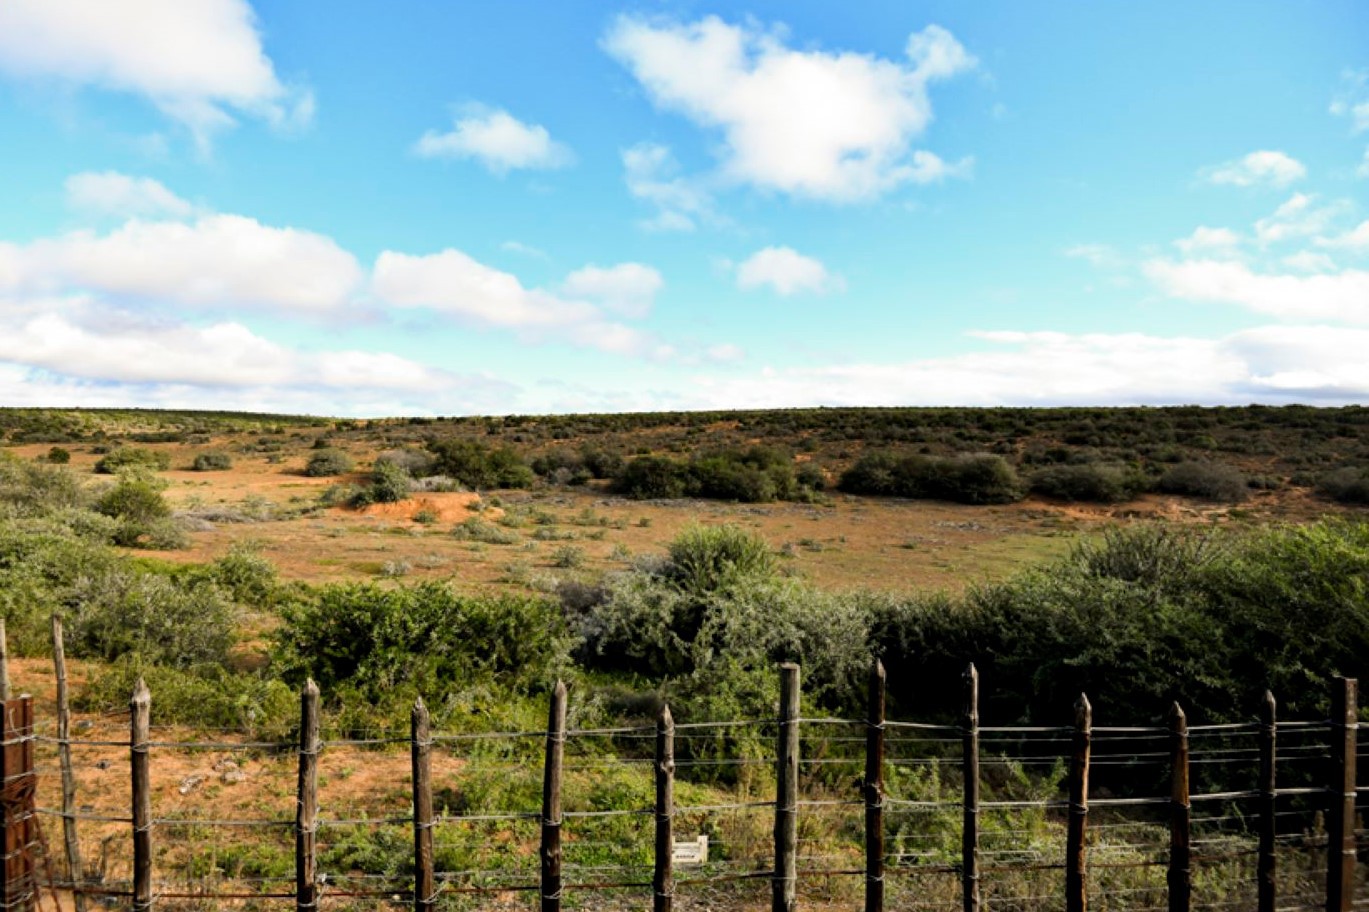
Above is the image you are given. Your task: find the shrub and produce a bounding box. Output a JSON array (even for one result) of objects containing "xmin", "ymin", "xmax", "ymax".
[
  {"xmin": 1158, "ymin": 461, "xmax": 1248, "ymax": 502},
  {"xmin": 360, "ymin": 459, "xmax": 413, "ymax": 505},
  {"xmin": 95, "ymin": 477, "xmax": 174, "ymax": 547},
  {"xmin": 304, "ymin": 449, "xmax": 355, "ymax": 477},
  {"xmin": 614, "ymin": 456, "xmax": 688, "ymax": 499},
  {"xmin": 1318, "ymin": 467, "xmax": 1369, "ymax": 504},
  {"xmin": 191, "ymin": 452, "xmax": 233, "ymax": 471},
  {"xmin": 426, "ymin": 439, "xmax": 535, "ymax": 489},
  {"xmin": 1028, "ymin": 463, "xmax": 1146, "ymax": 503},
  {"xmin": 64, "ymin": 571, "xmax": 237, "ymax": 667},
  {"xmin": 79, "ymin": 659, "xmax": 294, "ymax": 737},
  {"xmin": 47, "ymin": 447, "xmax": 71, "ymax": 464},
  {"xmin": 665, "ymin": 524, "xmax": 776, "ymax": 595},
  {"xmin": 95, "ymin": 447, "xmax": 170, "ymax": 474},
  {"xmin": 840, "ymin": 452, "xmax": 1023, "ymax": 504},
  {"xmin": 551, "ymin": 545, "xmax": 586, "ymax": 569}
]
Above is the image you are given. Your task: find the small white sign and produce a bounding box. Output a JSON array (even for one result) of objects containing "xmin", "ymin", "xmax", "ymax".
[{"xmin": 672, "ymin": 835, "xmax": 709, "ymax": 865}]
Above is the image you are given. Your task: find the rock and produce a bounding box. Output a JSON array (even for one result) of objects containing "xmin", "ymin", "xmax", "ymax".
[
  {"xmin": 220, "ymin": 768, "xmax": 246, "ymax": 785},
  {"xmin": 177, "ymin": 774, "xmax": 206, "ymax": 796},
  {"xmin": 212, "ymin": 757, "xmax": 239, "ymax": 774}
]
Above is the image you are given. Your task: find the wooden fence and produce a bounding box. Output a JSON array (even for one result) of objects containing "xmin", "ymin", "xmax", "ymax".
[{"xmin": 0, "ymin": 652, "xmax": 1364, "ymax": 911}]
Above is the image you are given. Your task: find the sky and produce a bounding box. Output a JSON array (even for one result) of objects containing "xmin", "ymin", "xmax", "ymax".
[{"xmin": 0, "ymin": 1, "xmax": 1367, "ymax": 417}]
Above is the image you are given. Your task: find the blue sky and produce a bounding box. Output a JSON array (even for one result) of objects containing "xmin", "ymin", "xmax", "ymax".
[{"xmin": 0, "ymin": 1, "xmax": 1367, "ymax": 416}]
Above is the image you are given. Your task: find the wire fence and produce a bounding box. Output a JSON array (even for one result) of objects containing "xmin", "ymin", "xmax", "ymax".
[{"xmin": 1, "ymin": 667, "xmax": 1363, "ymax": 911}]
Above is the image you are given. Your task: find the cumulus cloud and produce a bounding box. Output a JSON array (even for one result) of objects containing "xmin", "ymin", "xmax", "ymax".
[
  {"xmin": 1202, "ymin": 150, "xmax": 1307, "ymax": 188},
  {"xmin": 604, "ymin": 16, "xmax": 975, "ymax": 201},
  {"xmin": 1329, "ymin": 69, "xmax": 1369, "ymax": 133},
  {"xmin": 414, "ymin": 106, "xmax": 573, "ymax": 173},
  {"xmin": 1144, "ymin": 257, "xmax": 1369, "ymax": 323},
  {"xmin": 683, "ymin": 326, "xmax": 1369, "ymax": 409},
  {"xmin": 622, "ymin": 142, "xmax": 717, "ymax": 231},
  {"xmin": 561, "ymin": 263, "xmax": 663, "ymax": 318},
  {"xmin": 736, "ymin": 246, "xmax": 840, "ymax": 296},
  {"xmin": 0, "ymin": 0, "xmax": 312, "ymax": 148},
  {"xmin": 2, "ymin": 215, "xmax": 364, "ymax": 315},
  {"xmin": 1253, "ymin": 193, "xmax": 1350, "ymax": 245},
  {"xmin": 64, "ymin": 172, "xmax": 195, "ymax": 219},
  {"xmin": 372, "ymin": 249, "xmax": 667, "ymax": 356},
  {"xmin": 1316, "ymin": 220, "xmax": 1369, "ymax": 253},
  {"xmin": 1175, "ymin": 226, "xmax": 1242, "ymax": 256}
]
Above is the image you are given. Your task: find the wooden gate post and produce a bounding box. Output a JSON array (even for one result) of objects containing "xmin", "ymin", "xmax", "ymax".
[
  {"xmin": 540, "ymin": 681, "xmax": 567, "ymax": 912},
  {"xmin": 1168, "ymin": 703, "xmax": 1191, "ymax": 912},
  {"xmin": 296, "ymin": 680, "xmax": 320, "ymax": 912},
  {"xmin": 1326, "ymin": 677, "xmax": 1357, "ymax": 912},
  {"xmin": 411, "ymin": 697, "xmax": 435, "ymax": 912},
  {"xmin": 653, "ymin": 704, "xmax": 674, "ymax": 912},
  {"xmin": 52, "ymin": 617, "xmax": 86, "ymax": 912},
  {"xmin": 962, "ymin": 664, "xmax": 980, "ymax": 912},
  {"xmin": 131, "ymin": 679, "xmax": 152, "ymax": 912},
  {"xmin": 864, "ymin": 659, "xmax": 885, "ymax": 912},
  {"xmin": 1066, "ymin": 694, "xmax": 1092, "ymax": 912},
  {"xmin": 774, "ymin": 663, "xmax": 800, "ymax": 912},
  {"xmin": 0, "ymin": 695, "xmax": 35, "ymax": 912},
  {"xmin": 1258, "ymin": 691, "xmax": 1277, "ymax": 912}
]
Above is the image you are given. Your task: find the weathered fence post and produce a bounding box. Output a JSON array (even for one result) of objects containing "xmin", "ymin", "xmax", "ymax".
[
  {"xmin": 52, "ymin": 616, "xmax": 86, "ymax": 912},
  {"xmin": 654, "ymin": 704, "xmax": 674, "ymax": 912},
  {"xmin": 131, "ymin": 678, "xmax": 152, "ymax": 912},
  {"xmin": 864, "ymin": 659, "xmax": 885, "ymax": 912},
  {"xmin": 1326, "ymin": 677, "xmax": 1357, "ymax": 912},
  {"xmin": 0, "ymin": 618, "xmax": 9, "ymax": 703},
  {"xmin": 1168, "ymin": 702, "xmax": 1191, "ymax": 912},
  {"xmin": 0, "ymin": 695, "xmax": 35, "ymax": 912},
  {"xmin": 296, "ymin": 680, "xmax": 320, "ymax": 912},
  {"xmin": 1066, "ymin": 694, "xmax": 1092, "ymax": 912},
  {"xmin": 541, "ymin": 680, "xmax": 567, "ymax": 912},
  {"xmin": 1258, "ymin": 691, "xmax": 1277, "ymax": 912},
  {"xmin": 412, "ymin": 697, "xmax": 435, "ymax": 912},
  {"xmin": 962, "ymin": 664, "xmax": 980, "ymax": 912},
  {"xmin": 774, "ymin": 663, "xmax": 800, "ymax": 912}
]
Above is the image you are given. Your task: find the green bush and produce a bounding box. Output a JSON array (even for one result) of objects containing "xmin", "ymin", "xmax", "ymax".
[
  {"xmin": 614, "ymin": 455, "xmax": 688, "ymax": 499},
  {"xmin": 1028, "ymin": 463, "xmax": 1146, "ymax": 503},
  {"xmin": 191, "ymin": 452, "xmax": 233, "ymax": 471},
  {"xmin": 840, "ymin": 452, "xmax": 1023, "ymax": 504},
  {"xmin": 426, "ymin": 439, "xmax": 535, "ymax": 489},
  {"xmin": 1318, "ymin": 467, "xmax": 1369, "ymax": 504},
  {"xmin": 1158, "ymin": 461, "xmax": 1248, "ymax": 502},
  {"xmin": 47, "ymin": 446, "xmax": 71, "ymax": 464},
  {"xmin": 63, "ymin": 571, "xmax": 237, "ymax": 667},
  {"xmin": 273, "ymin": 582, "xmax": 573, "ymax": 705},
  {"xmin": 95, "ymin": 476, "xmax": 179, "ymax": 547},
  {"xmin": 666, "ymin": 524, "xmax": 776, "ymax": 595},
  {"xmin": 94, "ymin": 447, "xmax": 170, "ymax": 474},
  {"xmin": 304, "ymin": 448, "xmax": 355, "ymax": 477},
  {"xmin": 79, "ymin": 658, "xmax": 294, "ymax": 737}
]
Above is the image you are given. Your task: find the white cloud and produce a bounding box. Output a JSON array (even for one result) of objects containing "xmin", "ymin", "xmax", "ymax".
[
  {"xmin": 622, "ymin": 142, "xmax": 716, "ymax": 232},
  {"xmin": 736, "ymin": 246, "xmax": 840, "ymax": 296},
  {"xmin": 1253, "ymin": 193, "xmax": 1349, "ymax": 245},
  {"xmin": 1316, "ymin": 219, "xmax": 1369, "ymax": 253},
  {"xmin": 683, "ymin": 326, "xmax": 1369, "ymax": 409},
  {"xmin": 1063, "ymin": 244, "xmax": 1122, "ymax": 267},
  {"xmin": 1203, "ymin": 150, "xmax": 1307, "ymax": 188},
  {"xmin": 704, "ymin": 343, "xmax": 745, "ymax": 363},
  {"xmin": 561, "ymin": 263, "xmax": 663, "ymax": 318},
  {"xmin": 372, "ymin": 249, "xmax": 665, "ymax": 356},
  {"xmin": 3, "ymin": 215, "xmax": 363, "ymax": 315},
  {"xmin": 1329, "ymin": 69, "xmax": 1369, "ymax": 133},
  {"xmin": 1175, "ymin": 226, "xmax": 1241, "ymax": 256},
  {"xmin": 1144, "ymin": 257, "xmax": 1369, "ymax": 323},
  {"xmin": 64, "ymin": 172, "xmax": 195, "ymax": 219},
  {"xmin": 604, "ymin": 16, "xmax": 975, "ymax": 201},
  {"xmin": 1282, "ymin": 251, "xmax": 1337, "ymax": 273},
  {"xmin": 0, "ymin": 0, "xmax": 311, "ymax": 148},
  {"xmin": 500, "ymin": 240, "xmax": 548, "ymax": 260},
  {"xmin": 414, "ymin": 107, "xmax": 573, "ymax": 174},
  {"xmin": 0, "ymin": 296, "xmax": 515, "ymax": 415}
]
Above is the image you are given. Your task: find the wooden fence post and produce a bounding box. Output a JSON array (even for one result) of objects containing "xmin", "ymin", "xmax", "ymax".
[
  {"xmin": 1258, "ymin": 691, "xmax": 1276, "ymax": 912},
  {"xmin": 774, "ymin": 663, "xmax": 800, "ymax": 912},
  {"xmin": 0, "ymin": 618, "xmax": 9, "ymax": 703},
  {"xmin": 541, "ymin": 680, "xmax": 567, "ymax": 912},
  {"xmin": 962, "ymin": 663, "xmax": 980, "ymax": 912},
  {"xmin": 296, "ymin": 680, "xmax": 320, "ymax": 912},
  {"xmin": 0, "ymin": 695, "xmax": 35, "ymax": 912},
  {"xmin": 1168, "ymin": 702, "xmax": 1190, "ymax": 912},
  {"xmin": 864, "ymin": 659, "xmax": 885, "ymax": 912},
  {"xmin": 1326, "ymin": 677, "xmax": 1357, "ymax": 912},
  {"xmin": 52, "ymin": 616, "xmax": 86, "ymax": 912},
  {"xmin": 654, "ymin": 704, "xmax": 674, "ymax": 912},
  {"xmin": 412, "ymin": 697, "xmax": 435, "ymax": 912},
  {"xmin": 131, "ymin": 678, "xmax": 152, "ymax": 912},
  {"xmin": 1066, "ymin": 694, "xmax": 1092, "ymax": 912}
]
